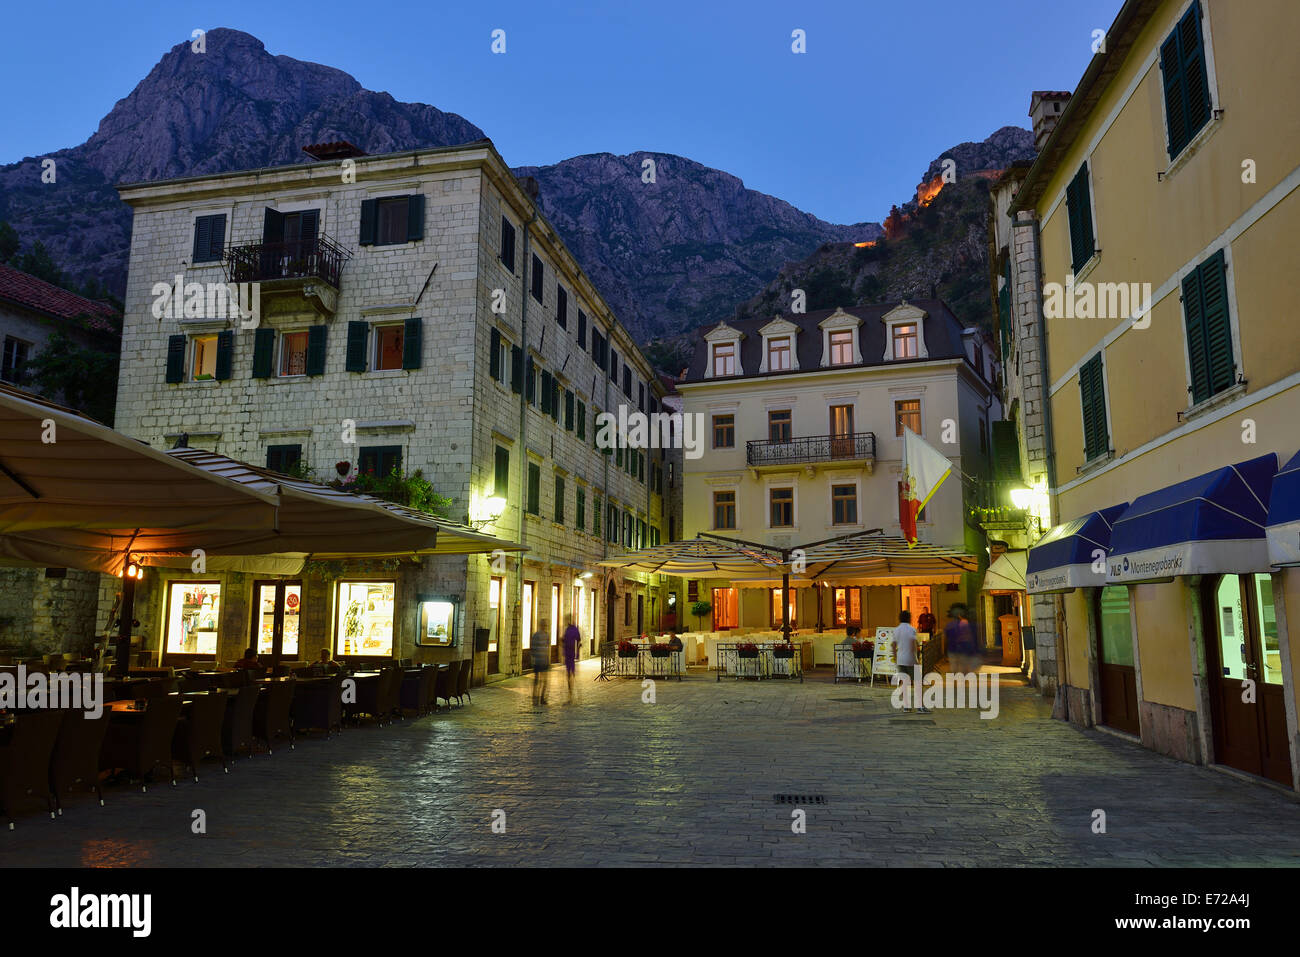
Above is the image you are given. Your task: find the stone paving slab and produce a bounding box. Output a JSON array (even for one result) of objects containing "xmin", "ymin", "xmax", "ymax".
[{"xmin": 3, "ymin": 660, "xmax": 1300, "ymax": 867}]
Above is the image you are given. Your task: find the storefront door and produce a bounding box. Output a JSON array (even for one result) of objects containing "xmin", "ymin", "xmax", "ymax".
[
  {"xmin": 1204, "ymin": 574, "xmax": 1293, "ymax": 785},
  {"xmin": 251, "ymin": 580, "xmax": 302, "ymax": 665},
  {"xmin": 522, "ymin": 581, "xmax": 535, "ymax": 673},
  {"xmin": 550, "ymin": 584, "xmax": 561, "ymax": 663},
  {"xmin": 1093, "ymin": 585, "xmax": 1139, "ymax": 735},
  {"xmin": 487, "ymin": 577, "xmax": 504, "ymax": 674}
]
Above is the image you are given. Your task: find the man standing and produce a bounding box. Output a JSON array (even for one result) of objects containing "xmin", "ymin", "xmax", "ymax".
[
  {"xmin": 531, "ymin": 619, "xmax": 551, "ymax": 706},
  {"xmin": 917, "ymin": 607, "xmax": 936, "ymax": 636},
  {"xmin": 561, "ymin": 615, "xmax": 581, "ymax": 700},
  {"xmin": 892, "ymin": 610, "xmax": 930, "ymax": 713}
]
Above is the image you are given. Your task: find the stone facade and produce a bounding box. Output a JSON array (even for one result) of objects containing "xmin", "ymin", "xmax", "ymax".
[
  {"xmin": 0, "ymin": 567, "xmax": 101, "ymax": 657},
  {"xmin": 110, "ymin": 142, "xmax": 679, "ymax": 677}
]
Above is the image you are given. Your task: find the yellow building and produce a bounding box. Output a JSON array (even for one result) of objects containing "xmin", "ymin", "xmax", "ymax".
[{"xmin": 1011, "ymin": 0, "xmax": 1300, "ymax": 788}]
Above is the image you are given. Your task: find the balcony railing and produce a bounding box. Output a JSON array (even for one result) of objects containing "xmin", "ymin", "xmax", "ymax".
[
  {"xmin": 746, "ymin": 431, "xmax": 875, "ymax": 467},
  {"xmin": 224, "ymin": 235, "xmax": 350, "ymax": 288}
]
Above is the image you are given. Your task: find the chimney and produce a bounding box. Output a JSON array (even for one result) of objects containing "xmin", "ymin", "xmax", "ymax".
[
  {"xmin": 1028, "ymin": 92, "xmax": 1071, "ymax": 152},
  {"xmin": 302, "ymin": 141, "xmax": 367, "ymax": 162}
]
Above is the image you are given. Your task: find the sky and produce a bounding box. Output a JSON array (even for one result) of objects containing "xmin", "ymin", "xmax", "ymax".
[{"xmin": 0, "ymin": 0, "xmax": 1121, "ymax": 225}]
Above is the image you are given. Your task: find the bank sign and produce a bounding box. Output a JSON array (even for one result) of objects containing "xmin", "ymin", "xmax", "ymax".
[{"xmin": 1107, "ymin": 550, "xmax": 1184, "ymax": 583}]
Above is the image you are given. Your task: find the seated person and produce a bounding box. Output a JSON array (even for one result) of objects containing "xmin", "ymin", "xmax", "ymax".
[
  {"xmin": 666, "ymin": 631, "xmax": 683, "ymax": 652},
  {"xmin": 232, "ymin": 647, "xmax": 264, "ymax": 672},
  {"xmin": 311, "ymin": 648, "xmax": 342, "ymax": 675}
]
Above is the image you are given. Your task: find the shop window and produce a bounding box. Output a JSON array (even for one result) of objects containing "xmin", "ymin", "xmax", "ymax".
[
  {"xmin": 336, "ymin": 581, "xmax": 395, "ymax": 657},
  {"xmin": 418, "ymin": 598, "xmax": 456, "ymax": 647},
  {"xmin": 712, "ymin": 587, "xmax": 739, "ymax": 630},
  {"xmin": 832, "ymin": 586, "xmax": 861, "ymax": 626},
  {"xmin": 165, "ymin": 581, "xmax": 221, "ymax": 656}
]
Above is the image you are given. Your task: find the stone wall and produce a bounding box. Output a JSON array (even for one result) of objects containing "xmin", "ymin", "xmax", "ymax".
[{"xmin": 0, "ymin": 567, "xmax": 102, "ymax": 656}]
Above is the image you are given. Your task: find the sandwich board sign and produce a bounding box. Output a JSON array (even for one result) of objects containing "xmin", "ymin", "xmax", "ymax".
[{"xmin": 871, "ymin": 627, "xmax": 897, "ymax": 687}]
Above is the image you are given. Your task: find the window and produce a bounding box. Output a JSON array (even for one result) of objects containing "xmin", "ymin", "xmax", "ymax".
[
  {"xmin": 829, "ymin": 330, "xmax": 854, "ymax": 365},
  {"xmin": 493, "ymin": 445, "xmax": 509, "ymax": 495},
  {"xmin": 526, "ymin": 463, "xmax": 540, "ymax": 515},
  {"xmin": 768, "ymin": 409, "xmax": 792, "ymax": 442},
  {"xmin": 711, "ymin": 342, "xmax": 736, "ymax": 377},
  {"xmin": 638, "ymin": 382, "xmax": 645, "ymax": 413},
  {"xmin": 556, "ymin": 286, "xmax": 568, "ymax": 328},
  {"xmin": 830, "ymin": 404, "xmax": 856, "ymax": 456},
  {"xmin": 1160, "ymin": 0, "xmax": 1212, "ymax": 160},
  {"xmin": 554, "ymin": 475, "xmax": 565, "ymax": 524},
  {"xmin": 279, "ymin": 330, "xmax": 308, "ymax": 377},
  {"xmin": 895, "ymin": 399, "xmax": 921, "ymax": 436},
  {"xmin": 565, "ymin": 389, "xmax": 575, "ymax": 431},
  {"xmin": 578, "ymin": 310, "xmax": 587, "ymax": 348},
  {"xmin": 266, "ymin": 444, "xmax": 302, "ymax": 474},
  {"xmin": 191, "ymin": 334, "xmax": 219, "ymax": 380},
  {"xmin": 576, "ymin": 400, "xmax": 586, "ymax": 440},
  {"xmin": 1182, "ymin": 249, "xmax": 1234, "ymax": 405},
  {"xmin": 622, "ymin": 366, "xmax": 632, "ymax": 397},
  {"xmin": 609, "ymin": 348, "xmax": 619, "ymax": 383},
  {"xmin": 1065, "ymin": 163, "xmax": 1096, "ymax": 273},
  {"xmin": 594, "ymin": 495, "xmax": 602, "ymax": 537},
  {"xmin": 335, "ymin": 581, "xmax": 395, "ymax": 657},
  {"xmin": 531, "ymin": 254, "xmax": 544, "ymax": 302},
  {"xmin": 1079, "ymin": 352, "xmax": 1110, "ymax": 461},
  {"xmin": 712, "ymin": 587, "xmax": 739, "ymax": 630},
  {"xmin": 576, "ymin": 488, "xmax": 586, "ymax": 530},
  {"xmin": 418, "ymin": 599, "xmax": 456, "ymax": 647},
  {"xmin": 712, "ymin": 494, "xmax": 733, "ymax": 530},
  {"xmin": 624, "ymin": 594, "xmax": 632, "ymax": 626},
  {"xmin": 165, "ymin": 581, "xmax": 221, "ymax": 656},
  {"xmin": 191, "ymin": 214, "xmax": 226, "ymax": 263},
  {"xmin": 253, "ymin": 580, "xmax": 302, "ymax": 658},
  {"xmin": 500, "ymin": 216, "xmax": 516, "ymax": 271},
  {"xmin": 624, "ymin": 510, "xmax": 634, "ymax": 548},
  {"xmin": 541, "ymin": 370, "xmax": 553, "ymax": 415},
  {"xmin": 359, "ymin": 195, "xmax": 422, "ymax": 246},
  {"xmin": 489, "ymin": 328, "xmax": 510, "ymax": 384},
  {"xmin": 374, "ymin": 324, "xmax": 405, "ymax": 371},
  {"xmin": 832, "ymin": 484, "xmax": 858, "ymax": 525},
  {"xmin": 591, "ymin": 329, "xmax": 606, "ymax": 369},
  {"xmin": 358, "ymin": 445, "xmax": 402, "ymax": 478},
  {"xmin": 525, "ymin": 357, "xmax": 536, "ymax": 405},
  {"xmin": 767, "ymin": 336, "xmax": 792, "ymax": 371},
  {"xmin": 1, "ymin": 336, "xmax": 31, "ymax": 384},
  {"xmin": 832, "ymin": 586, "xmax": 862, "ymax": 626},
  {"xmin": 892, "ymin": 323, "xmax": 918, "ymax": 359},
  {"xmin": 770, "ymin": 589, "xmax": 796, "ymax": 628},
  {"xmin": 769, "ymin": 488, "xmax": 794, "ymax": 527},
  {"xmin": 712, "ymin": 414, "xmax": 735, "ymax": 448},
  {"xmin": 979, "ymin": 417, "xmax": 988, "ymax": 457}
]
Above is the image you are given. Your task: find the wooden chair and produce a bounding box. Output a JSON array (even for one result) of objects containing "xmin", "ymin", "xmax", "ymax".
[
  {"xmin": 399, "ymin": 668, "xmax": 433, "ymax": 716},
  {"xmin": 101, "ymin": 694, "xmax": 184, "ymax": 792},
  {"xmin": 437, "ymin": 660, "xmax": 461, "ymax": 709},
  {"xmin": 49, "ymin": 708, "xmax": 111, "ymax": 813},
  {"xmin": 377, "ymin": 667, "xmax": 402, "ymax": 722},
  {"xmin": 172, "ymin": 693, "xmax": 228, "ymax": 781},
  {"xmin": 222, "ymin": 684, "xmax": 259, "ymax": 759},
  {"xmin": 253, "ymin": 680, "xmax": 295, "ymax": 753},
  {"xmin": 454, "ymin": 658, "xmax": 472, "ymax": 706},
  {"xmin": 432, "ymin": 665, "xmax": 453, "ymax": 712},
  {"xmin": 292, "ymin": 675, "xmax": 343, "ymax": 736},
  {"xmin": 0, "ymin": 710, "xmax": 64, "ymax": 828}
]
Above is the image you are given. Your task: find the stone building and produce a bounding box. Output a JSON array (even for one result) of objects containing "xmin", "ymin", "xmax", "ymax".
[{"xmin": 110, "ymin": 139, "xmax": 676, "ymax": 678}]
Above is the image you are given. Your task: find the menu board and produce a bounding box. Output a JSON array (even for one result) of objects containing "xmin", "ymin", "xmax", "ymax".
[{"xmin": 871, "ymin": 626, "xmax": 897, "ymax": 677}]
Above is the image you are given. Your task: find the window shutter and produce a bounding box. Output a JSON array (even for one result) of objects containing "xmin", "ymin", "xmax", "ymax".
[
  {"xmin": 192, "ymin": 216, "xmax": 213, "ymax": 262},
  {"xmin": 555, "ymin": 476, "xmax": 564, "ymax": 523},
  {"xmin": 263, "ymin": 208, "xmax": 285, "ymax": 244},
  {"xmin": 525, "ymin": 357, "xmax": 535, "ymax": 403},
  {"xmin": 494, "ymin": 446, "xmax": 509, "ymax": 494},
  {"xmin": 578, "ymin": 310, "xmax": 587, "ymax": 349},
  {"xmin": 489, "ymin": 328, "xmax": 502, "ymax": 381},
  {"xmin": 345, "ymin": 321, "xmax": 369, "ymax": 373},
  {"xmin": 1000, "ymin": 257, "xmax": 1013, "ymax": 360},
  {"xmin": 577, "ymin": 400, "xmax": 586, "ymax": 440},
  {"xmin": 402, "ymin": 317, "xmax": 423, "ymax": 369},
  {"xmin": 609, "ymin": 349, "xmax": 618, "ymax": 383},
  {"xmin": 359, "ymin": 199, "xmax": 378, "ymax": 246},
  {"xmin": 1066, "ymin": 165, "xmax": 1095, "ymax": 273},
  {"xmin": 1079, "ymin": 354, "xmax": 1109, "ymax": 461},
  {"xmin": 1200, "ymin": 251, "xmax": 1233, "ymax": 398},
  {"xmin": 1182, "ymin": 264, "xmax": 1209, "ymax": 404},
  {"xmin": 1161, "ymin": 1, "xmax": 1211, "ymax": 159},
  {"xmin": 511, "ymin": 345, "xmax": 523, "ymax": 394},
  {"xmin": 541, "ymin": 370, "xmax": 552, "ymax": 413},
  {"xmin": 299, "ymin": 209, "xmax": 319, "ymax": 246},
  {"xmin": 252, "ymin": 327, "xmax": 276, "ymax": 379},
  {"xmin": 165, "ymin": 335, "xmax": 186, "ymax": 384},
  {"xmin": 214, "ymin": 330, "xmax": 234, "ymax": 381},
  {"xmin": 565, "ymin": 389, "xmax": 574, "ymax": 431},
  {"xmin": 208, "ymin": 214, "xmax": 226, "ymax": 261},
  {"xmin": 551, "ymin": 380, "xmax": 560, "ymax": 422},
  {"xmin": 305, "ymin": 325, "xmax": 327, "ymax": 376},
  {"xmin": 406, "ymin": 193, "xmax": 425, "ymax": 242},
  {"xmin": 556, "ymin": 286, "xmax": 567, "ymax": 328},
  {"xmin": 531, "ymin": 254, "xmax": 544, "ymax": 302},
  {"xmin": 500, "ymin": 217, "xmax": 516, "ymax": 271}
]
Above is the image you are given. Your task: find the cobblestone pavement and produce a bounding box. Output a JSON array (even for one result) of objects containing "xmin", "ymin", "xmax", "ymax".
[{"xmin": 5, "ymin": 660, "xmax": 1300, "ymax": 867}]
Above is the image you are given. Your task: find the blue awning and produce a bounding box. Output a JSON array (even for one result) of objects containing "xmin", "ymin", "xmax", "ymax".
[
  {"xmin": 1026, "ymin": 504, "xmax": 1127, "ymax": 593},
  {"xmin": 1267, "ymin": 449, "xmax": 1300, "ymax": 567},
  {"xmin": 1107, "ymin": 453, "xmax": 1277, "ymax": 583}
]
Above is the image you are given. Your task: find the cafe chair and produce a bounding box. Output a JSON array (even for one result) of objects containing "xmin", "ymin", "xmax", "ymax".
[
  {"xmin": 0, "ymin": 709, "xmax": 64, "ymax": 828},
  {"xmin": 377, "ymin": 667, "xmax": 403, "ymax": 723},
  {"xmin": 222, "ymin": 684, "xmax": 259, "ymax": 759},
  {"xmin": 49, "ymin": 708, "xmax": 111, "ymax": 813},
  {"xmin": 253, "ymin": 680, "xmax": 295, "ymax": 753},
  {"xmin": 437, "ymin": 660, "xmax": 461, "ymax": 710},
  {"xmin": 101, "ymin": 694, "xmax": 184, "ymax": 792},
  {"xmin": 292, "ymin": 674, "xmax": 343, "ymax": 736},
  {"xmin": 400, "ymin": 667, "xmax": 433, "ymax": 717},
  {"xmin": 172, "ymin": 692, "xmax": 228, "ymax": 781},
  {"xmin": 454, "ymin": 659, "xmax": 472, "ymax": 706}
]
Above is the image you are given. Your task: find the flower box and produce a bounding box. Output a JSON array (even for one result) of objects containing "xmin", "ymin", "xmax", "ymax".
[
  {"xmin": 772, "ymin": 644, "xmax": 795, "ymax": 659},
  {"xmin": 617, "ymin": 641, "xmax": 639, "ymax": 659},
  {"xmin": 736, "ymin": 643, "xmax": 760, "ymax": 659},
  {"xmin": 649, "ymin": 644, "xmax": 671, "ymax": 658},
  {"xmin": 852, "ymin": 640, "xmax": 874, "ymax": 659}
]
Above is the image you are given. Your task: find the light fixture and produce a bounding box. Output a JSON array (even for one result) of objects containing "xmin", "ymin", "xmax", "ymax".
[
  {"xmin": 470, "ymin": 495, "xmax": 509, "ymax": 528},
  {"xmin": 1009, "ymin": 486, "xmax": 1035, "ymax": 510}
]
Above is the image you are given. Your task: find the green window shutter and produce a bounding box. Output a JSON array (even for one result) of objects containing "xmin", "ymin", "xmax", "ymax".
[
  {"xmin": 489, "ymin": 328, "xmax": 502, "ymax": 381},
  {"xmin": 252, "ymin": 327, "xmax": 276, "ymax": 379},
  {"xmin": 345, "ymin": 321, "xmax": 369, "ymax": 372},
  {"xmin": 594, "ymin": 497, "xmax": 602, "ymax": 536},
  {"xmin": 1161, "ymin": 1, "xmax": 1211, "ymax": 159},
  {"xmin": 494, "ymin": 446, "xmax": 509, "ymax": 495},
  {"xmin": 551, "ymin": 381, "xmax": 560, "ymax": 422},
  {"xmin": 999, "ymin": 256, "xmax": 1013, "ymax": 360},
  {"xmin": 214, "ymin": 330, "xmax": 234, "ymax": 381},
  {"xmin": 406, "ymin": 194, "xmax": 425, "ymax": 241},
  {"xmin": 1079, "ymin": 354, "xmax": 1109, "ymax": 461},
  {"xmin": 402, "ymin": 317, "xmax": 423, "ymax": 369},
  {"xmin": 305, "ymin": 325, "xmax": 327, "ymax": 376},
  {"xmin": 564, "ymin": 390, "xmax": 574, "ymax": 430},
  {"xmin": 510, "ymin": 345, "xmax": 523, "ymax": 394},
  {"xmin": 165, "ymin": 335, "xmax": 186, "ymax": 384},
  {"xmin": 192, "ymin": 216, "xmax": 211, "ymax": 262},
  {"xmin": 263, "ymin": 208, "xmax": 285, "ymax": 244},
  {"xmin": 576, "ymin": 400, "xmax": 586, "ymax": 440},
  {"xmin": 1200, "ymin": 251, "xmax": 1233, "ymax": 398},
  {"xmin": 527, "ymin": 464, "xmax": 540, "ymax": 515},
  {"xmin": 1182, "ymin": 263, "xmax": 1209, "ymax": 404},
  {"xmin": 299, "ymin": 209, "xmax": 319, "ymax": 246},
  {"xmin": 525, "ymin": 358, "xmax": 535, "ymax": 403},
  {"xmin": 500, "ymin": 217, "xmax": 516, "ymax": 271},
  {"xmin": 541, "ymin": 371, "xmax": 552, "ymax": 413},
  {"xmin": 576, "ymin": 489, "xmax": 585, "ymax": 531},
  {"xmin": 359, "ymin": 199, "xmax": 378, "ymax": 246},
  {"xmin": 555, "ymin": 476, "xmax": 565, "ymax": 523},
  {"xmin": 1066, "ymin": 164, "xmax": 1095, "ymax": 273}
]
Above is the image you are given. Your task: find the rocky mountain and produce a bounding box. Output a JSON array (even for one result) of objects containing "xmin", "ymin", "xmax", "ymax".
[
  {"xmin": 0, "ymin": 28, "xmax": 878, "ymax": 345},
  {"xmin": 922, "ymin": 125, "xmax": 1036, "ymax": 183}
]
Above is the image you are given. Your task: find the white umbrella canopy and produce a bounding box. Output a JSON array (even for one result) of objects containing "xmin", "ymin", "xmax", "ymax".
[
  {"xmin": 596, "ymin": 537, "xmax": 784, "ymax": 576},
  {"xmin": 789, "ymin": 531, "xmax": 979, "ymax": 581}
]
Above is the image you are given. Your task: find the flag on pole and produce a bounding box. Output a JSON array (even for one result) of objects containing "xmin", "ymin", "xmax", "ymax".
[{"xmin": 899, "ymin": 426, "xmax": 953, "ymax": 546}]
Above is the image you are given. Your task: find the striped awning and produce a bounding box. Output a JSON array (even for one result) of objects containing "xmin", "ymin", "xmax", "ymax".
[
  {"xmin": 597, "ymin": 538, "xmax": 784, "ymax": 576},
  {"xmin": 793, "ymin": 532, "xmax": 979, "ymax": 581}
]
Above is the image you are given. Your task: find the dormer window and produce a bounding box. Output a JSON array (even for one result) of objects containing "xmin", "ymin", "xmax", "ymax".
[
  {"xmin": 829, "ymin": 330, "xmax": 854, "ymax": 365},
  {"xmin": 892, "ymin": 323, "xmax": 918, "ymax": 359},
  {"xmin": 767, "ymin": 337, "xmax": 792, "ymax": 371},
  {"xmin": 712, "ymin": 342, "xmax": 736, "ymax": 377}
]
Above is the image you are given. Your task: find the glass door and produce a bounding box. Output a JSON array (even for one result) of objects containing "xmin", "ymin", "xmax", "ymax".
[
  {"xmin": 522, "ymin": 581, "xmax": 535, "ymax": 672},
  {"xmin": 1093, "ymin": 585, "xmax": 1139, "ymax": 735},
  {"xmin": 829, "ymin": 405, "xmax": 855, "ymax": 458},
  {"xmin": 252, "ymin": 580, "xmax": 302, "ymax": 664},
  {"xmin": 488, "ymin": 577, "xmax": 504, "ymax": 674},
  {"xmin": 550, "ymin": 584, "xmax": 561, "ymax": 662}
]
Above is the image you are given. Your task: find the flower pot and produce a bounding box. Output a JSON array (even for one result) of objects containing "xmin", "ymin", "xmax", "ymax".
[
  {"xmin": 852, "ymin": 650, "xmax": 872, "ymax": 659},
  {"xmin": 617, "ymin": 650, "xmax": 639, "ymax": 659},
  {"xmin": 649, "ymin": 649, "xmax": 670, "ymax": 658},
  {"xmin": 737, "ymin": 650, "xmax": 759, "ymax": 659},
  {"xmin": 773, "ymin": 648, "xmax": 794, "ymax": 659}
]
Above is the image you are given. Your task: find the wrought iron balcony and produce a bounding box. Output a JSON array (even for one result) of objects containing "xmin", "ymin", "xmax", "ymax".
[
  {"xmin": 746, "ymin": 431, "xmax": 875, "ymax": 467},
  {"xmin": 224, "ymin": 235, "xmax": 350, "ymax": 288}
]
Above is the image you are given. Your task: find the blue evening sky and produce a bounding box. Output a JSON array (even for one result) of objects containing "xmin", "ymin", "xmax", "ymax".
[{"xmin": 0, "ymin": 0, "xmax": 1120, "ymax": 225}]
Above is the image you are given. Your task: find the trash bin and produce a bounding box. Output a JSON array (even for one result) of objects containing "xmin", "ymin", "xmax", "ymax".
[{"xmin": 999, "ymin": 614, "xmax": 1022, "ymax": 667}]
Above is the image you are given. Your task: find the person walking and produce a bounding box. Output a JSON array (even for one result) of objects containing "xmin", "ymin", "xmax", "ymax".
[
  {"xmin": 561, "ymin": 615, "xmax": 581, "ymax": 700},
  {"xmin": 959, "ymin": 608, "xmax": 982, "ymax": 673},
  {"xmin": 892, "ymin": 610, "xmax": 929, "ymax": 713},
  {"xmin": 944, "ymin": 604, "xmax": 970, "ymax": 674},
  {"xmin": 531, "ymin": 619, "xmax": 551, "ymax": 705}
]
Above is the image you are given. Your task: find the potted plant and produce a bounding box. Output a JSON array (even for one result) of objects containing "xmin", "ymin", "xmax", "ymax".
[
  {"xmin": 649, "ymin": 643, "xmax": 671, "ymax": 658},
  {"xmin": 617, "ymin": 640, "xmax": 639, "ymax": 658},
  {"xmin": 689, "ymin": 599, "xmax": 712, "ymax": 631},
  {"xmin": 772, "ymin": 643, "xmax": 795, "ymax": 658},
  {"xmin": 852, "ymin": 639, "xmax": 874, "ymax": 659},
  {"xmin": 736, "ymin": 642, "xmax": 760, "ymax": 659}
]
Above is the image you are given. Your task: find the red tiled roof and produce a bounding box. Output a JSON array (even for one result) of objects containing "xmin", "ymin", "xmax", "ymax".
[{"xmin": 0, "ymin": 263, "xmax": 118, "ymax": 332}]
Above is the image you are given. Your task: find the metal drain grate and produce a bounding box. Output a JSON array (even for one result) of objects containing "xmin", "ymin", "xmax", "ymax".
[{"xmin": 774, "ymin": 793, "xmax": 827, "ymax": 805}]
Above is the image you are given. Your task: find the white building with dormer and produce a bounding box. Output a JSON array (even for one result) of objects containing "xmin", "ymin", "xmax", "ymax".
[{"xmin": 676, "ymin": 300, "xmax": 1001, "ymax": 642}]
